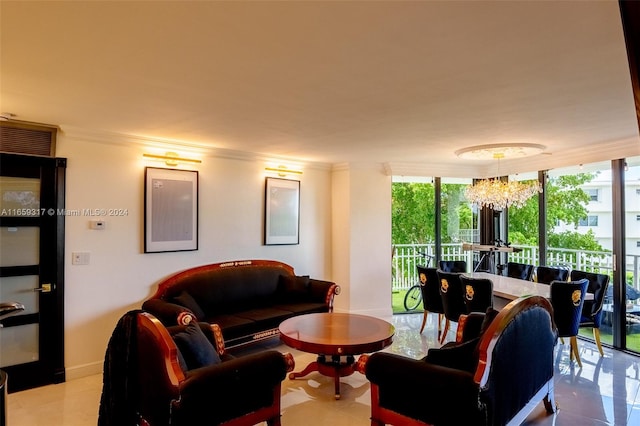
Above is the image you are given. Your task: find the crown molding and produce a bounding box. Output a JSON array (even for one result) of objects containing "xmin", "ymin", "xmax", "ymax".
[
  {"xmin": 331, "ymin": 162, "xmax": 390, "ymax": 174},
  {"xmin": 60, "ymin": 125, "xmax": 332, "ymax": 171}
]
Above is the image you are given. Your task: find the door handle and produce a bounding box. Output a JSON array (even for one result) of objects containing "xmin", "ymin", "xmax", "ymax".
[{"xmin": 34, "ymin": 283, "xmax": 53, "ymax": 293}]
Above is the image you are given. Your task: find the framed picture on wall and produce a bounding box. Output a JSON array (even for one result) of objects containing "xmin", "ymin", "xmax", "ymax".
[
  {"xmin": 144, "ymin": 167, "xmax": 198, "ymax": 253},
  {"xmin": 264, "ymin": 177, "xmax": 300, "ymax": 245}
]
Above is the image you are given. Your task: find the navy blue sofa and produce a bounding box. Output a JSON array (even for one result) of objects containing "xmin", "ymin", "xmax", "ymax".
[{"xmin": 142, "ymin": 260, "xmax": 340, "ymax": 347}]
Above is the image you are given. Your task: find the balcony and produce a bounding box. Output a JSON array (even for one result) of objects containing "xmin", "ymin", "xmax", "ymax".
[{"xmin": 392, "ymin": 243, "xmax": 640, "ymax": 352}]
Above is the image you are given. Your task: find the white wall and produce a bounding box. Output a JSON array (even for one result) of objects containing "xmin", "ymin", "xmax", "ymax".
[
  {"xmin": 331, "ymin": 164, "xmax": 392, "ymax": 317},
  {"xmin": 56, "ymin": 132, "xmax": 335, "ymax": 379}
]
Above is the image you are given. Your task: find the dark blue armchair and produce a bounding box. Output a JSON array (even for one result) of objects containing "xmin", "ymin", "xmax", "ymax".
[{"xmin": 360, "ymin": 296, "xmax": 558, "ymax": 426}]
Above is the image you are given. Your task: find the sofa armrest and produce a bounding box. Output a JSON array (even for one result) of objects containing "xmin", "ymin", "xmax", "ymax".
[
  {"xmin": 308, "ymin": 279, "xmax": 340, "ymax": 311},
  {"xmin": 142, "ymin": 299, "xmax": 194, "ymax": 326}
]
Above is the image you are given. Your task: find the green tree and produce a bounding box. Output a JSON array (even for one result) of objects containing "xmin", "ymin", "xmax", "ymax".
[
  {"xmin": 547, "ymin": 229, "xmax": 605, "ymax": 252},
  {"xmin": 392, "ymin": 182, "xmax": 473, "ymax": 244},
  {"xmin": 392, "ymin": 183, "xmax": 435, "ymax": 244},
  {"xmin": 393, "ymin": 173, "xmax": 603, "ymax": 252},
  {"xmin": 508, "ymin": 173, "xmax": 603, "ymax": 251},
  {"xmin": 441, "ymin": 184, "xmax": 473, "ymax": 243}
]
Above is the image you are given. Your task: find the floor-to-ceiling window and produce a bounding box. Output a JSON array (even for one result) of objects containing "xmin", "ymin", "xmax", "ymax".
[
  {"xmin": 506, "ymin": 171, "xmax": 540, "ymax": 268},
  {"xmin": 624, "ymin": 157, "xmax": 640, "ymax": 352},
  {"xmin": 545, "ymin": 162, "xmax": 612, "ymax": 269},
  {"xmin": 440, "ymin": 178, "xmax": 475, "ymax": 270},
  {"xmin": 546, "ymin": 161, "xmax": 614, "ymax": 347},
  {"xmin": 390, "ymin": 176, "xmax": 475, "ymax": 313},
  {"xmin": 391, "ymin": 163, "xmax": 640, "ymax": 354},
  {"xmin": 391, "ymin": 177, "xmax": 436, "ymax": 313}
]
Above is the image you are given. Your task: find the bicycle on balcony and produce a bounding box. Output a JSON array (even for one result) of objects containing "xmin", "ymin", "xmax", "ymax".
[{"xmin": 403, "ymin": 252, "xmax": 435, "ymax": 311}]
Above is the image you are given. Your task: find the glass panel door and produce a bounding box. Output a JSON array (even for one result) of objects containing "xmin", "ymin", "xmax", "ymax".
[
  {"xmin": 0, "ymin": 154, "xmax": 66, "ymax": 392},
  {"xmin": 0, "ymin": 176, "xmax": 41, "ymax": 368}
]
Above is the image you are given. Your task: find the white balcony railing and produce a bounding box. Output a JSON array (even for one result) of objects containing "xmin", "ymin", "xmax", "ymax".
[{"xmin": 392, "ymin": 243, "xmax": 640, "ymax": 301}]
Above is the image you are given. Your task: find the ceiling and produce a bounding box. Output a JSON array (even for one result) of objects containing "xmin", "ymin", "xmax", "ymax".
[{"xmin": 1, "ymin": 1, "xmax": 639, "ymax": 178}]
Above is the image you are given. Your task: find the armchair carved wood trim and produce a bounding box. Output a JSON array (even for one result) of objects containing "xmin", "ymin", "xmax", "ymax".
[
  {"xmin": 98, "ymin": 310, "xmax": 294, "ymax": 426},
  {"xmin": 360, "ymin": 296, "xmax": 558, "ymax": 426},
  {"xmin": 139, "ymin": 312, "xmax": 294, "ymax": 426}
]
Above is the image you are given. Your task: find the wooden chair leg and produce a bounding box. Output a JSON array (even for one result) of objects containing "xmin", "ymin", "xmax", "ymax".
[
  {"xmin": 570, "ymin": 336, "xmax": 582, "ymax": 368},
  {"xmin": 419, "ymin": 310, "xmax": 429, "ymax": 334},
  {"xmin": 569, "ymin": 340, "xmax": 574, "ymax": 362},
  {"xmin": 593, "ymin": 328, "xmax": 604, "ymax": 356},
  {"xmin": 370, "ymin": 384, "xmax": 386, "ymax": 426},
  {"xmin": 440, "ymin": 319, "xmax": 450, "ymax": 344}
]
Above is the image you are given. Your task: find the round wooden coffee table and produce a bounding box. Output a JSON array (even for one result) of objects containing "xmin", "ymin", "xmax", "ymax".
[{"xmin": 279, "ymin": 312, "xmax": 394, "ymax": 399}]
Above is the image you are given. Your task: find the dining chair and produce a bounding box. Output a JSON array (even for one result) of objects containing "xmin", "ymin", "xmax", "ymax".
[
  {"xmin": 550, "ymin": 278, "xmax": 589, "ymax": 367},
  {"xmin": 438, "ymin": 260, "xmax": 467, "ymax": 273},
  {"xmin": 506, "ymin": 262, "xmax": 534, "ymax": 281},
  {"xmin": 436, "ymin": 270, "xmax": 467, "ymax": 344},
  {"xmin": 460, "ymin": 275, "xmax": 494, "ymax": 314},
  {"xmin": 535, "ymin": 266, "xmax": 569, "ymax": 284},
  {"xmin": 570, "ymin": 270, "xmax": 611, "ymax": 356},
  {"xmin": 416, "ymin": 266, "xmax": 447, "ymax": 337}
]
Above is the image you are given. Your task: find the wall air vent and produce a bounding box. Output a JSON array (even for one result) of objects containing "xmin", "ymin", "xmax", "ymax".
[{"xmin": 0, "ymin": 121, "xmax": 57, "ymax": 157}]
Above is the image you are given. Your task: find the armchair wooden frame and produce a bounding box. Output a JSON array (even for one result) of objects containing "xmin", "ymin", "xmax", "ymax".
[
  {"xmin": 136, "ymin": 312, "xmax": 294, "ymax": 426},
  {"xmin": 358, "ymin": 313, "xmax": 477, "ymax": 426},
  {"xmin": 359, "ymin": 296, "xmax": 557, "ymax": 426}
]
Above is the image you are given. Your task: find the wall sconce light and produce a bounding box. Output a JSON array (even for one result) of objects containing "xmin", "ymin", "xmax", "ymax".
[
  {"xmin": 265, "ymin": 166, "xmax": 303, "ymax": 177},
  {"xmin": 143, "ymin": 152, "xmax": 202, "ymax": 166}
]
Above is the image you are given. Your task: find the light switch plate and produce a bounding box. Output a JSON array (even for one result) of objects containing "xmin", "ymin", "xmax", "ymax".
[{"xmin": 72, "ymin": 252, "xmax": 90, "ymax": 265}]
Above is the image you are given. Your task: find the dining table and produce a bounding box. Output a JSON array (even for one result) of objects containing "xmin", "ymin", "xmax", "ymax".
[{"xmin": 463, "ymin": 271, "xmax": 593, "ymax": 309}]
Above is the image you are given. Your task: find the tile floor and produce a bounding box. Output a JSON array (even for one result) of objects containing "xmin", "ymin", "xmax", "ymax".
[{"xmin": 6, "ymin": 312, "xmax": 640, "ymax": 425}]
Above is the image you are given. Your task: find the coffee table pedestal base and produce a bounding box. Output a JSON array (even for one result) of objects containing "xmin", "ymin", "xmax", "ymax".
[{"xmin": 288, "ymin": 355, "xmax": 356, "ymax": 399}]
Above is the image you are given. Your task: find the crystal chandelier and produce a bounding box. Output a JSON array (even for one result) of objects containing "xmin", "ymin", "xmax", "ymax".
[
  {"xmin": 456, "ymin": 143, "xmax": 546, "ymax": 210},
  {"xmin": 464, "ymin": 178, "xmax": 542, "ymax": 210}
]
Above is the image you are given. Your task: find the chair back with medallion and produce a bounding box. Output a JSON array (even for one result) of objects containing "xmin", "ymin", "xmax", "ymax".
[
  {"xmin": 460, "ymin": 275, "xmax": 494, "ymax": 314},
  {"xmin": 416, "ymin": 266, "xmax": 446, "ymax": 335}
]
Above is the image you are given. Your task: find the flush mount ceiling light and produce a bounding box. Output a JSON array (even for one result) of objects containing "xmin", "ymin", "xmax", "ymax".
[
  {"xmin": 455, "ymin": 143, "xmax": 546, "ymax": 160},
  {"xmin": 457, "ymin": 143, "xmax": 545, "ymax": 210}
]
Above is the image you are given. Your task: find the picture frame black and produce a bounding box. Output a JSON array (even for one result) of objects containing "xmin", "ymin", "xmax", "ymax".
[
  {"xmin": 264, "ymin": 177, "xmax": 300, "ymax": 245},
  {"xmin": 144, "ymin": 167, "xmax": 198, "ymax": 253}
]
